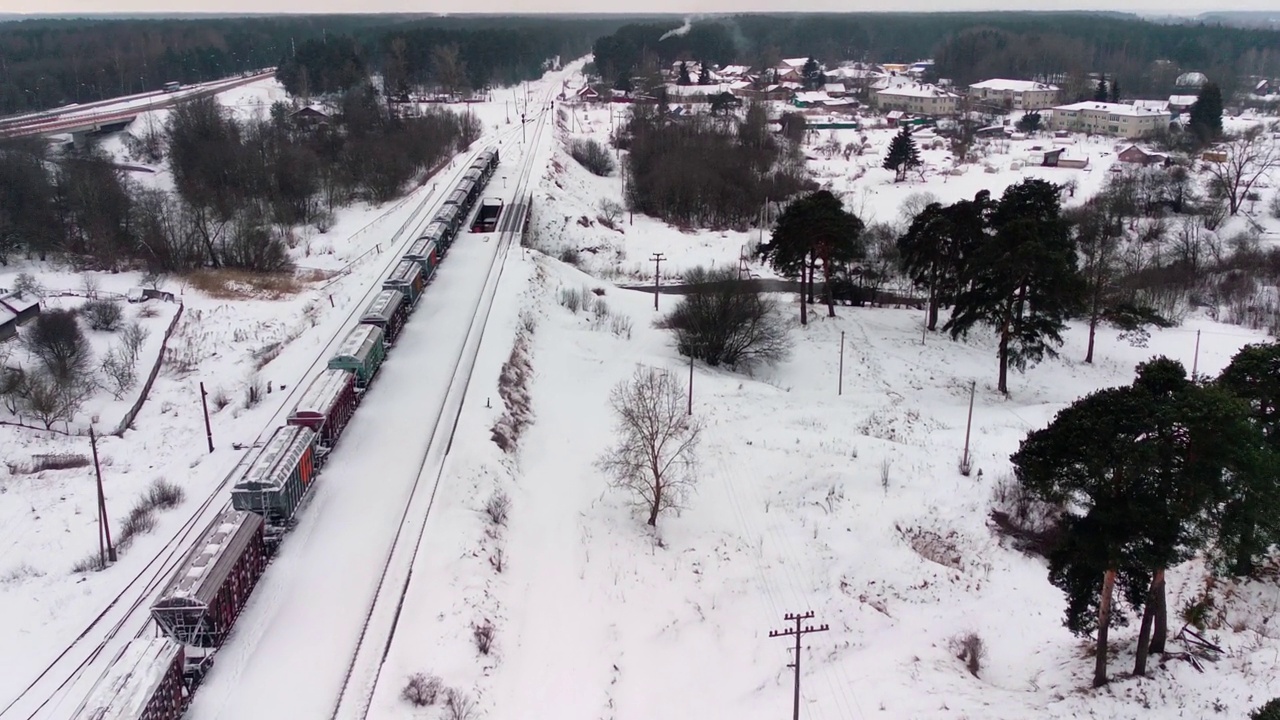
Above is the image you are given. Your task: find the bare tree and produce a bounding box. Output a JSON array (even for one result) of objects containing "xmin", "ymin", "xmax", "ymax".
[
  {"xmin": 597, "ymin": 367, "xmax": 702, "ymax": 527},
  {"xmin": 23, "ymin": 371, "xmax": 91, "ymax": 429},
  {"xmin": 1203, "ymin": 127, "xmax": 1280, "ymax": 215},
  {"xmin": 659, "ymin": 266, "xmax": 790, "ymax": 368},
  {"xmin": 431, "ymin": 44, "xmax": 468, "ymax": 98}
]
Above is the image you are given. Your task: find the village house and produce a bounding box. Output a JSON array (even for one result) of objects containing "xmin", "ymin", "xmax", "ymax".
[
  {"xmin": 0, "ymin": 291, "xmax": 40, "ymax": 342},
  {"xmin": 873, "ymin": 83, "xmax": 960, "ymax": 116},
  {"xmin": 774, "ymin": 58, "xmax": 812, "ymax": 82},
  {"xmin": 1047, "ymin": 101, "xmax": 1171, "ymax": 138},
  {"xmin": 1117, "ymin": 145, "xmax": 1169, "ymax": 166},
  {"xmin": 1168, "ymin": 95, "xmax": 1199, "ymax": 114},
  {"xmin": 967, "ymin": 79, "xmax": 1061, "ymax": 110}
]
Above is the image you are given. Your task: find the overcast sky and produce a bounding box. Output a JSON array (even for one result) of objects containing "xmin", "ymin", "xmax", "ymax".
[{"xmin": 0, "ymin": 0, "xmax": 1273, "ymax": 16}]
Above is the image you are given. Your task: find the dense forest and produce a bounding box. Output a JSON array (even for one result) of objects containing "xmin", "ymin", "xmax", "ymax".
[
  {"xmin": 0, "ymin": 15, "xmax": 628, "ymax": 114},
  {"xmin": 591, "ymin": 13, "xmax": 1280, "ymax": 98}
]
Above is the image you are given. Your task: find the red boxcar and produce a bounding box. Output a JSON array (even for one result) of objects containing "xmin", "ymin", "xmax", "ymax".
[
  {"xmin": 151, "ymin": 507, "xmax": 267, "ymax": 652},
  {"xmin": 71, "ymin": 637, "xmax": 186, "ymax": 720},
  {"xmin": 288, "ymin": 368, "xmax": 357, "ymax": 453}
]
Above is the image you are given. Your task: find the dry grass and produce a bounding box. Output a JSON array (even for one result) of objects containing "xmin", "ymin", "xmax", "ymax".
[
  {"xmin": 7, "ymin": 454, "xmax": 91, "ymax": 475},
  {"xmin": 186, "ymin": 269, "xmax": 306, "ymax": 300}
]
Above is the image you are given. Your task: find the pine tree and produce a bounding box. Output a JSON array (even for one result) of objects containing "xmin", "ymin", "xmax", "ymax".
[
  {"xmin": 944, "ymin": 179, "xmax": 1082, "ymax": 394},
  {"xmin": 1188, "ymin": 82, "xmax": 1224, "ymax": 143},
  {"xmin": 697, "ymin": 62, "xmax": 710, "ymax": 85},
  {"xmin": 1109, "ymin": 77, "xmax": 1120, "ymax": 103},
  {"xmin": 677, "ymin": 60, "xmax": 691, "ymax": 86},
  {"xmin": 757, "ymin": 190, "xmax": 865, "ymax": 324},
  {"xmin": 801, "ymin": 57, "xmax": 824, "ymax": 91},
  {"xmin": 896, "ymin": 191, "xmax": 991, "ymax": 331},
  {"xmin": 1094, "ymin": 77, "xmax": 1108, "ymax": 102},
  {"xmin": 882, "ymin": 125, "xmax": 921, "ymax": 183}
]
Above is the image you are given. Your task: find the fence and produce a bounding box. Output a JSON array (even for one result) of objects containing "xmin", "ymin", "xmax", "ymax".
[{"xmin": 112, "ymin": 301, "xmax": 184, "ymax": 436}]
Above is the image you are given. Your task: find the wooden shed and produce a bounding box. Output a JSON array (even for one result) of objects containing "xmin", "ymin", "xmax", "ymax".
[
  {"xmin": 151, "ymin": 508, "xmax": 267, "ymax": 648},
  {"xmin": 328, "ymin": 324, "xmax": 387, "ymax": 389},
  {"xmin": 230, "ymin": 425, "xmax": 317, "ymax": 529}
]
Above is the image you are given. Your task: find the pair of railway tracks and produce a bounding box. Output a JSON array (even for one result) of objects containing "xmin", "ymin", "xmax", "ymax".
[
  {"xmin": 0, "ymin": 123, "xmax": 528, "ymax": 720},
  {"xmin": 327, "ymin": 81, "xmax": 556, "ymax": 720}
]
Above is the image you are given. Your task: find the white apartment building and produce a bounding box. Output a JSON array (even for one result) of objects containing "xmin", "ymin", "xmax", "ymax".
[
  {"xmin": 1048, "ymin": 101, "xmax": 1172, "ymax": 138},
  {"xmin": 968, "ymin": 78, "xmax": 1061, "ymax": 110},
  {"xmin": 873, "ymin": 82, "xmax": 960, "ymax": 116}
]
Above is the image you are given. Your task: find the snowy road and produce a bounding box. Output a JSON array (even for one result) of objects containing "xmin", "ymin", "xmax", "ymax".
[{"xmin": 184, "ymin": 80, "xmax": 559, "ymax": 720}]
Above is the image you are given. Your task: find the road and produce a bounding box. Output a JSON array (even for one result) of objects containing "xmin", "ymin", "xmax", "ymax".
[{"xmin": 183, "ymin": 76, "xmax": 559, "ymax": 720}]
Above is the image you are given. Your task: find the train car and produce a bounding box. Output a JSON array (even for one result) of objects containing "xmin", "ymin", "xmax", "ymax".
[
  {"xmin": 71, "ymin": 638, "xmax": 186, "ymax": 720},
  {"xmin": 151, "ymin": 508, "xmax": 267, "ymax": 656},
  {"xmin": 402, "ymin": 236, "xmax": 440, "ymax": 281},
  {"xmin": 287, "ymin": 369, "xmax": 357, "ymax": 453},
  {"xmin": 461, "ymin": 169, "xmax": 484, "ymax": 203},
  {"xmin": 472, "ymin": 198, "xmax": 504, "ymax": 233},
  {"xmin": 229, "ymin": 425, "xmax": 318, "ymax": 529},
  {"xmin": 359, "ymin": 289, "xmax": 408, "ymax": 344},
  {"xmin": 328, "ymin": 324, "xmax": 387, "ymax": 390},
  {"xmin": 434, "ymin": 206, "xmax": 462, "ymax": 241},
  {"xmin": 382, "ymin": 259, "xmax": 425, "ymax": 306},
  {"xmin": 474, "ymin": 148, "xmax": 499, "ymax": 179},
  {"xmin": 420, "ymin": 221, "xmax": 451, "ymax": 258},
  {"xmin": 444, "ymin": 187, "xmax": 470, "ymax": 212}
]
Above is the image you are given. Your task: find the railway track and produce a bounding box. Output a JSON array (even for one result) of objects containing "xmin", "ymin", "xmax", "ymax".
[
  {"xmin": 0, "ymin": 128, "xmax": 522, "ymax": 720},
  {"xmin": 327, "ymin": 80, "xmax": 556, "ymax": 720}
]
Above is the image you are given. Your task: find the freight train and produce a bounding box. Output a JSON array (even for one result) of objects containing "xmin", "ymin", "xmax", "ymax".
[{"xmin": 69, "ymin": 146, "xmax": 501, "ymax": 720}]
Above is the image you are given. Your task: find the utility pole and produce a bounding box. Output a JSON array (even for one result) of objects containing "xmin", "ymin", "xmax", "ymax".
[
  {"xmin": 651, "ymin": 253, "xmax": 665, "ymax": 311},
  {"xmin": 838, "ymin": 331, "xmax": 845, "ymax": 396},
  {"xmin": 961, "ymin": 379, "xmax": 976, "ymax": 476},
  {"xmin": 89, "ymin": 426, "xmax": 116, "ymax": 564},
  {"xmin": 688, "ymin": 352, "xmax": 694, "ymax": 415},
  {"xmin": 769, "ymin": 612, "xmax": 828, "ymax": 720},
  {"xmin": 199, "ymin": 382, "xmax": 214, "ymax": 453},
  {"xmin": 1191, "ymin": 329, "xmax": 1201, "ymax": 377}
]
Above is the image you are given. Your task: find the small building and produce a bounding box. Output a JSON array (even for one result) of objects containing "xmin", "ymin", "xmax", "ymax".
[
  {"xmin": 290, "ymin": 106, "xmax": 329, "ymax": 126},
  {"xmin": 968, "ymin": 79, "xmax": 1061, "ymax": 111},
  {"xmin": 572, "ymin": 85, "xmax": 601, "ymax": 103},
  {"xmin": 792, "ymin": 91, "xmax": 832, "ymax": 108},
  {"xmin": 1168, "ymin": 95, "xmax": 1199, "ymax": 114},
  {"xmin": 873, "ymin": 83, "xmax": 960, "ymax": 116},
  {"xmin": 0, "ymin": 291, "xmax": 40, "ymax": 325},
  {"xmin": 1047, "ymin": 101, "xmax": 1171, "ymax": 138},
  {"xmin": 0, "ymin": 306, "xmax": 17, "ymax": 342},
  {"xmin": 823, "ymin": 82, "xmax": 847, "ymax": 98},
  {"xmin": 1117, "ymin": 145, "xmax": 1168, "ymax": 166}
]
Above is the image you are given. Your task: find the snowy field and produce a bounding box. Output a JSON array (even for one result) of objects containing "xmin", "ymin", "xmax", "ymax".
[{"xmin": 359, "ymin": 72, "xmax": 1280, "ymax": 719}]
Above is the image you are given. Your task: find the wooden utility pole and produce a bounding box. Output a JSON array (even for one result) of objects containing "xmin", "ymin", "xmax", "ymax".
[
  {"xmin": 651, "ymin": 253, "xmax": 665, "ymax": 311},
  {"xmin": 688, "ymin": 353, "xmax": 694, "ymax": 415},
  {"xmin": 1191, "ymin": 330, "xmax": 1201, "ymax": 377},
  {"xmin": 961, "ymin": 380, "xmax": 976, "ymax": 476},
  {"xmin": 199, "ymin": 381, "xmax": 214, "ymax": 453},
  {"xmin": 89, "ymin": 426, "xmax": 116, "ymax": 564},
  {"xmin": 838, "ymin": 331, "xmax": 845, "ymax": 396},
  {"xmin": 769, "ymin": 611, "xmax": 828, "ymax": 720}
]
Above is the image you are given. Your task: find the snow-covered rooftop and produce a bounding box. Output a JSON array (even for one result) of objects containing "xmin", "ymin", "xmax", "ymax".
[
  {"xmin": 794, "ymin": 91, "xmax": 832, "ymax": 104},
  {"xmin": 876, "ymin": 83, "xmax": 959, "ymax": 99},
  {"xmin": 1052, "ymin": 101, "xmax": 1171, "ymax": 117},
  {"xmin": 1169, "ymin": 94, "xmax": 1199, "ymax": 106},
  {"xmin": 71, "ymin": 638, "xmax": 180, "ymax": 720},
  {"xmin": 780, "ymin": 58, "xmax": 811, "ymax": 68},
  {"xmin": 969, "ymin": 78, "xmax": 1060, "ymax": 92}
]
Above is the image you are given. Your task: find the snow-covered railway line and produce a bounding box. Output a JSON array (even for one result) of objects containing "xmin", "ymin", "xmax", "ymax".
[
  {"xmin": 328, "ymin": 88, "xmax": 554, "ymax": 720},
  {"xmin": 1, "ymin": 140, "xmax": 503, "ymax": 720}
]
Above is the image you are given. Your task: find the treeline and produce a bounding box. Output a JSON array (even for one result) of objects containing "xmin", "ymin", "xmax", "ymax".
[
  {"xmin": 590, "ymin": 13, "xmax": 1280, "ymax": 97},
  {"xmin": 0, "ymin": 15, "xmax": 627, "ymax": 114},
  {"xmin": 0, "ymin": 92, "xmax": 478, "ymax": 271},
  {"xmin": 621, "ymin": 101, "xmax": 813, "ymax": 229}
]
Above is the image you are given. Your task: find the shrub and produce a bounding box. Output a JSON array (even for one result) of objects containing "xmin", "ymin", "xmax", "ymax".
[
  {"xmin": 6, "ymin": 453, "xmax": 90, "ymax": 474},
  {"xmin": 609, "ymin": 315, "xmax": 633, "ymax": 340},
  {"xmin": 120, "ymin": 322, "xmax": 149, "ymax": 365},
  {"xmin": 11, "ymin": 272, "xmax": 44, "ymax": 298},
  {"xmin": 401, "ymin": 673, "xmax": 443, "ymax": 707},
  {"xmin": 137, "ymin": 304, "xmax": 161, "ymax": 319},
  {"xmin": 118, "ymin": 505, "xmax": 157, "ymax": 549},
  {"xmin": 83, "ymin": 298, "xmax": 124, "ymax": 332},
  {"xmin": 1251, "ymin": 698, "xmax": 1280, "ymax": 720},
  {"xmin": 472, "ymin": 620, "xmax": 495, "ymax": 655},
  {"xmin": 659, "ymin": 266, "xmax": 790, "ymax": 368},
  {"xmin": 558, "ymin": 247, "xmax": 582, "ymax": 266},
  {"xmin": 558, "ymin": 287, "xmax": 584, "ymax": 313},
  {"xmin": 989, "ymin": 472, "xmax": 1065, "ymax": 557},
  {"xmin": 568, "ymin": 138, "xmax": 615, "ymax": 176},
  {"xmin": 212, "ymin": 387, "xmax": 232, "ymax": 411},
  {"xmin": 101, "ymin": 347, "xmax": 138, "ymax": 400},
  {"xmin": 952, "ymin": 632, "xmax": 986, "ymax": 677},
  {"xmin": 24, "ymin": 310, "xmax": 93, "ymax": 384},
  {"xmin": 444, "ymin": 688, "xmax": 476, "ymax": 720},
  {"xmin": 71, "ymin": 552, "xmax": 107, "ymax": 573},
  {"xmin": 485, "ymin": 491, "xmax": 511, "ymax": 526},
  {"xmin": 244, "ymin": 375, "xmax": 265, "ymax": 408},
  {"xmin": 146, "ymin": 478, "xmax": 185, "ymax": 509}
]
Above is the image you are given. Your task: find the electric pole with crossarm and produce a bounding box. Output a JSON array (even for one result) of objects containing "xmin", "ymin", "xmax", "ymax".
[{"xmin": 769, "ymin": 611, "xmax": 829, "ymax": 720}]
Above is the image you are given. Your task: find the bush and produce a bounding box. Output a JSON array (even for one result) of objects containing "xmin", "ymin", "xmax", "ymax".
[
  {"xmin": 444, "ymin": 688, "xmax": 476, "ymax": 720},
  {"xmin": 568, "ymin": 138, "xmax": 615, "ymax": 176},
  {"xmin": 989, "ymin": 472, "xmax": 1065, "ymax": 557},
  {"xmin": 472, "ymin": 620, "xmax": 495, "ymax": 655},
  {"xmin": 659, "ymin": 266, "xmax": 790, "ymax": 368},
  {"xmin": 1252, "ymin": 698, "xmax": 1280, "ymax": 720},
  {"xmin": 24, "ymin": 310, "xmax": 93, "ymax": 384},
  {"xmin": 146, "ymin": 478, "xmax": 185, "ymax": 509},
  {"xmin": 118, "ymin": 505, "xmax": 157, "ymax": 549},
  {"xmin": 558, "ymin": 287, "xmax": 584, "ymax": 313},
  {"xmin": 1270, "ymin": 192, "xmax": 1280, "ymax": 220},
  {"xmin": 71, "ymin": 552, "xmax": 107, "ymax": 573},
  {"xmin": 11, "ymin": 272, "xmax": 44, "ymax": 298},
  {"xmin": 401, "ymin": 673, "xmax": 443, "ymax": 707},
  {"xmin": 6, "ymin": 453, "xmax": 90, "ymax": 474},
  {"xmin": 557, "ymin": 247, "xmax": 582, "ymax": 267},
  {"xmin": 485, "ymin": 491, "xmax": 511, "ymax": 526},
  {"xmin": 82, "ymin": 298, "xmax": 124, "ymax": 332},
  {"xmin": 244, "ymin": 375, "xmax": 265, "ymax": 408},
  {"xmin": 952, "ymin": 632, "xmax": 986, "ymax": 678}
]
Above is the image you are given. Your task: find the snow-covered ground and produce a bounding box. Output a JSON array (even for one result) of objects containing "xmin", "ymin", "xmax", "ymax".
[
  {"xmin": 355, "ymin": 72, "xmax": 1280, "ymax": 720},
  {"xmin": 0, "ymin": 72, "xmax": 530, "ymax": 719}
]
